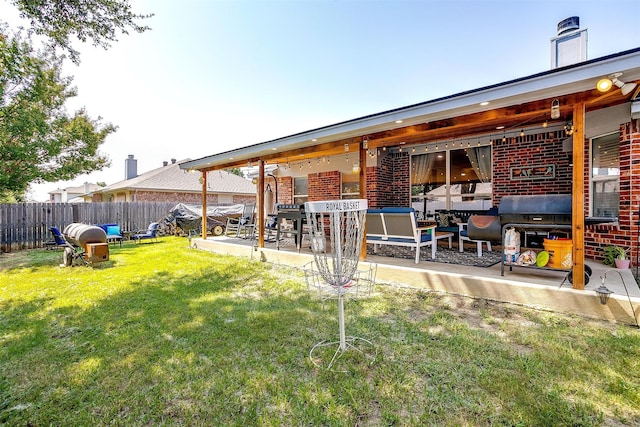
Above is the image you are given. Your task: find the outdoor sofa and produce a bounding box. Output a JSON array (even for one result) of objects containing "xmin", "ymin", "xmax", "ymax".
[{"xmin": 366, "ymin": 207, "xmax": 453, "ymax": 263}]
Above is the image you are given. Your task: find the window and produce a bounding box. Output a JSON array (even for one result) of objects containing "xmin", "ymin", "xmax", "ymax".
[
  {"xmin": 293, "ymin": 176, "xmax": 308, "ymax": 205},
  {"xmin": 591, "ymin": 132, "xmax": 619, "ymax": 218},
  {"xmin": 341, "ymin": 173, "xmax": 360, "ymax": 199},
  {"xmin": 410, "ymin": 144, "xmax": 492, "ymax": 218}
]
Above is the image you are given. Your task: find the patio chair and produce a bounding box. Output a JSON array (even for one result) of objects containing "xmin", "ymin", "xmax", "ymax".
[
  {"xmin": 132, "ymin": 222, "xmax": 160, "ymax": 243},
  {"xmin": 98, "ymin": 223, "xmax": 124, "ymax": 247},
  {"xmin": 458, "ymin": 222, "xmax": 491, "ymax": 257},
  {"xmin": 45, "ymin": 226, "xmax": 72, "ymax": 250},
  {"xmin": 225, "ymin": 203, "xmax": 256, "ymax": 238}
]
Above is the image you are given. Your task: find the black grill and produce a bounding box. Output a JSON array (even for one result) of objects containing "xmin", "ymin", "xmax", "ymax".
[{"xmin": 499, "ymin": 194, "xmax": 572, "ymax": 225}]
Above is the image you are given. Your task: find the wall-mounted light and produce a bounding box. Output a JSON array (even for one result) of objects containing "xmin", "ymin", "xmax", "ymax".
[
  {"xmin": 352, "ymin": 163, "xmax": 360, "ymax": 174},
  {"xmin": 597, "ymin": 72, "xmax": 638, "ymax": 96},
  {"xmin": 551, "ymin": 99, "xmax": 560, "ymax": 119}
]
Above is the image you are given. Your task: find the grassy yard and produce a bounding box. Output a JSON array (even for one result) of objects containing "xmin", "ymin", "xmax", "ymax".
[{"xmin": 1, "ymin": 237, "xmax": 639, "ymax": 426}]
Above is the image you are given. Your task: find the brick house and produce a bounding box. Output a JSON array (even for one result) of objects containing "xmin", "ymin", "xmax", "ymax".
[
  {"xmin": 91, "ymin": 158, "xmax": 256, "ymax": 205},
  {"xmin": 181, "ymin": 22, "xmax": 640, "ymax": 289}
]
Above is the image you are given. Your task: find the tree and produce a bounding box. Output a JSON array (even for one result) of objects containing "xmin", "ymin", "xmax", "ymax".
[
  {"xmin": 0, "ymin": 30, "xmax": 114, "ymax": 201},
  {"xmin": 0, "ymin": 1, "xmax": 152, "ymax": 201},
  {"xmin": 10, "ymin": 0, "xmax": 153, "ymax": 64},
  {"xmin": 227, "ymin": 167, "xmax": 245, "ymax": 178}
]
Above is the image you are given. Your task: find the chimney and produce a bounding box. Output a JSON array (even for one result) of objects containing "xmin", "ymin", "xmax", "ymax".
[
  {"xmin": 550, "ymin": 16, "xmax": 587, "ymax": 69},
  {"xmin": 171, "ymin": 158, "xmax": 176, "ymax": 164},
  {"xmin": 163, "ymin": 161, "xmax": 168, "ymax": 166},
  {"xmin": 84, "ymin": 182, "xmax": 90, "ymax": 193},
  {"xmin": 125, "ymin": 154, "xmax": 137, "ymax": 180}
]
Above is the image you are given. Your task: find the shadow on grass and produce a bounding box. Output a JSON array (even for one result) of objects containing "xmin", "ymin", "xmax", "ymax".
[{"xmin": 1, "ymin": 239, "xmax": 639, "ymax": 426}]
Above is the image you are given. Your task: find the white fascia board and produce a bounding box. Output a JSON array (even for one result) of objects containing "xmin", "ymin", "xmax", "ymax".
[{"xmin": 181, "ymin": 50, "xmax": 640, "ymax": 171}]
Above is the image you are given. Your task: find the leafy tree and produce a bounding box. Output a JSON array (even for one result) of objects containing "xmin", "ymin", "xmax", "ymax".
[
  {"xmin": 0, "ymin": 1, "xmax": 152, "ymax": 202},
  {"xmin": 0, "ymin": 30, "xmax": 113, "ymax": 201},
  {"xmin": 227, "ymin": 167, "xmax": 245, "ymax": 178},
  {"xmin": 10, "ymin": 0, "xmax": 153, "ymax": 64}
]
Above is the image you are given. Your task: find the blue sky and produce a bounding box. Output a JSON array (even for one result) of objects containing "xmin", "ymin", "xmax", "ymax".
[{"xmin": 2, "ymin": 0, "xmax": 639, "ymax": 201}]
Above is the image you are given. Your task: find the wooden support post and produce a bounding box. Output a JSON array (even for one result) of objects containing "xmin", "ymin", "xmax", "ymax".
[
  {"xmin": 359, "ymin": 142, "xmax": 367, "ymax": 261},
  {"xmin": 572, "ymin": 102, "xmax": 586, "ymax": 289},
  {"xmin": 201, "ymin": 171, "xmax": 207, "ymax": 240},
  {"xmin": 258, "ymin": 160, "xmax": 265, "ymax": 248}
]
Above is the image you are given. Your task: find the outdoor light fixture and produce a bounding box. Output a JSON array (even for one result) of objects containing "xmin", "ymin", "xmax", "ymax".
[
  {"xmin": 595, "ymin": 283, "xmax": 613, "ymax": 305},
  {"xmin": 598, "ymin": 269, "xmax": 639, "ymax": 327},
  {"xmin": 352, "ymin": 163, "xmax": 360, "ymax": 174},
  {"xmin": 597, "ymin": 73, "xmax": 638, "ymax": 96},
  {"xmin": 551, "ymin": 99, "xmax": 560, "ymax": 119}
]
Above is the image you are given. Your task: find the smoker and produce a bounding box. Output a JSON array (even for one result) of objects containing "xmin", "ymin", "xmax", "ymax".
[{"xmin": 62, "ymin": 223, "xmax": 109, "ymax": 266}]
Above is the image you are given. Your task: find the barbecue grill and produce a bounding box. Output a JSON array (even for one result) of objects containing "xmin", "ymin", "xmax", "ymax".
[
  {"xmin": 493, "ymin": 194, "xmax": 616, "ymax": 281},
  {"xmin": 62, "ymin": 223, "xmax": 109, "ymax": 266},
  {"xmin": 276, "ymin": 204, "xmax": 308, "ymax": 251}
]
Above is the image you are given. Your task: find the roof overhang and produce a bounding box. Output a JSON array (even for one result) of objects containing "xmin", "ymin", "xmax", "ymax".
[{"xmin": 181, "ymin": 47, "xmax": 640, "ymax": 172}]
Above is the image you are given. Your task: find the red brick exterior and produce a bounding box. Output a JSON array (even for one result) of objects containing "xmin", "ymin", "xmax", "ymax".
[
  {"xmin": 308, "ymin": 171, "xmax": 341, "ymax": 201},
  {"xmin": 277, "ymin": 177, "xmax": 293, "ymax": 204},
  {"xmin": 585, "ymin": 121, "xmax": 640, "ymax": 262},
  {"xmin": 492, "ymin": 130, "xmax": 572, "ymax": 204},
  {"xmin": 365, "ymin": 152, "xmax": 410, "ymax": 208}
]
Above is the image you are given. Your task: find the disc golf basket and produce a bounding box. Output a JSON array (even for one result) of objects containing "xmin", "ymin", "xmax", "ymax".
[{"xmin": 304, "ymin": 199, "xmax": 377, "ymax": 370}]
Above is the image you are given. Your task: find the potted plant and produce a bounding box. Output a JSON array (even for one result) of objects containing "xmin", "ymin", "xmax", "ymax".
[{"xmin": 603, "ymin": 245, "xmax": 630, "ymax": 269}]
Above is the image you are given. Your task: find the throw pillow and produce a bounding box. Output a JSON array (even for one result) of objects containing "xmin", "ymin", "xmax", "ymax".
[{"xmin": 437, "ymin": 212, "xmax": 450, "ymax": 227}]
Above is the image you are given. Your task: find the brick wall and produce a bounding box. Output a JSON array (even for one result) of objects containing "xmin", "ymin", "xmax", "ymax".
[
  {"xmin": 308, "ymin": 171, "xmax": 341, "ymax": 201},
  {"xmin": 492, "ymin": 130, "xmax": 572, "ymax": 205},
  {"xmin": 277, "ymin": 176, "xmax": 293, "ymax": 204},
  {"xmin": 366, "ymin": 152, "xmax": 410, "ymax": 208},
  {"xmin": 585, "ymin": 121, "xmax": 640, "ymax": 262}
]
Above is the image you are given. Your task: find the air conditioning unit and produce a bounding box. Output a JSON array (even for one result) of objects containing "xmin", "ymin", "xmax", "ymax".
[{"xmin": 632, "ymin": 100, "xmax": 640, "ymax": 120}]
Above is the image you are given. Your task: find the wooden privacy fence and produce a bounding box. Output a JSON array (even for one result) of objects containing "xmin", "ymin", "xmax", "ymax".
[{"xmin": 0, "ymin": 202, "xmax": 176, "ymax": 252}]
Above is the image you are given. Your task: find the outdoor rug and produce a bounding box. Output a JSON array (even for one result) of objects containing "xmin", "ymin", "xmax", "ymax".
[{"xmin": 366, "ymin": 244, "xmax": 502, "ymax": 268}]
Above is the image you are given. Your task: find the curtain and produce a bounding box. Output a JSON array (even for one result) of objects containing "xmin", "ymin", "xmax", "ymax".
[
  {"xmin": 466, "ymin": 145, "xmax": 492, "ymax": 183},
  {"xmin": 412, "ymin": 153, "xmax": 436, "ymax": 185}
]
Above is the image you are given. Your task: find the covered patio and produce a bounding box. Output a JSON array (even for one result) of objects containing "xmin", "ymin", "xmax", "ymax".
[{"xmin": 181, "ymin": 46, "xmax": 640, "ymax": 325}]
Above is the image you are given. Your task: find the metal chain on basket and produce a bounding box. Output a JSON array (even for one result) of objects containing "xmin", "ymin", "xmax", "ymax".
[{"xmin": 306, "ymin": 208, "xmax": 366, "ymax": 289}]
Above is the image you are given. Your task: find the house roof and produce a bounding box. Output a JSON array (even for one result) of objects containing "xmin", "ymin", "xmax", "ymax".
[
  {"xmin": 181, "ymin": 47, "xmax": 640, "ymax": 172},
  {"xmin": 96, "ymin": 160, "xmax": 256, "ymax": 195},
  {"xmin": 49, "ymin": 183, "xmax": 102, "ymax": 196}
]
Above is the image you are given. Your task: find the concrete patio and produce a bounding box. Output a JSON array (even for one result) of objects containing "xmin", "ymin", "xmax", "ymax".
[{"xmin": 190, "ymin": 235, "xmax": 640, "ymax": 327}]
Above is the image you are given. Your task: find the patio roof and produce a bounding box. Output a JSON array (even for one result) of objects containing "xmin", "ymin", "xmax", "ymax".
[{"xmin": 181, "ymin": 47, "xmax": 640, "ymax": 173}]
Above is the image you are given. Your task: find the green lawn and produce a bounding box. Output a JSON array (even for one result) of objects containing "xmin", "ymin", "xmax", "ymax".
[{"xmin": 1, "ymin": 237, "xmax": 639, "ymax": 426}]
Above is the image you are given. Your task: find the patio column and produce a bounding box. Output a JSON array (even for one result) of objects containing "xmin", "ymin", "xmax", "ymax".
[
  {"xmin": 201, "ymin": 171, "xmax": 207, "ymax": 240},
  {"xmin": 258, "ymin": 160, "xmax": 265, "ymax": 248},
  {"xmin": 572, "ymin": 102, "xmax": 586, "ymax": 289}
]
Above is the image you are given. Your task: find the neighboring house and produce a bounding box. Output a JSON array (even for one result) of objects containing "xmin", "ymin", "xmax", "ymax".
[
  {"xmin": 91, "ymin": 157, "xmax": 256, "ymax": 205},
  {"xmin": 180, "ymin": 18, "xmax": 640, "ymax": 290},
  {"xmin": 48, "ymin": 183, "xmax": 103, "ymax": 203}
]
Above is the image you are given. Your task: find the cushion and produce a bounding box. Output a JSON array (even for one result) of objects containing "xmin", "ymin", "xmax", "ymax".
[
  {"xmin": 437, "ymin": 212, "xmax": 450, "ymax": 227},
  {"xmin": 487, "ymin": 206, "xmax": 499, "ymax": 216},
  {"xmin": 106, "ymin": 225, "xmax": 120, "ymax": 236},
  {"xmin": 381, "ymin": 207, "xmax": 414, "ymax": 214}
]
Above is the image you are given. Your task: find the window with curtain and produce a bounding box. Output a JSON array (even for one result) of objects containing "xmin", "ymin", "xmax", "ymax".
[
  {"xmin": 591, "ymin": 132, "xmax": 619, "ymax": 218},
  {"xmin": 411, "ymin": 144, "xmax": 492, "ymax": 216}
]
